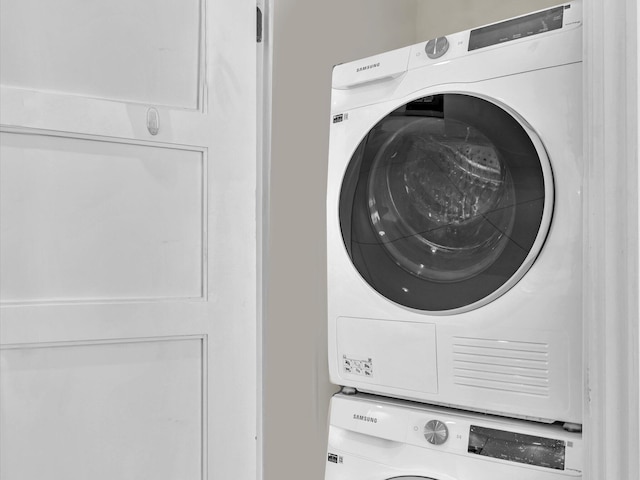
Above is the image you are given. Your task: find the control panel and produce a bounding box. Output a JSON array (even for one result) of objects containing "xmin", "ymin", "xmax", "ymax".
[
  {"xmin": 468, "ymin": 5, "xmax": 566, "ymax": 50},
  {"xmin": 408, "ymin": 2, "xmax": 581, "ymax": 70},
  {"xmin": 468, "ymin": 424, "xmax": 567, "ymax": 470},
  {"xmin": 330, "ymin": 394, "xmax": 582, "ymax": 475}
]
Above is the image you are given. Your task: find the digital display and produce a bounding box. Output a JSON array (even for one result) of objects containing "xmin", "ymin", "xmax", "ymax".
[
  {"xmin": 469, "ymin": 6, "xmax": 565, "ymax": 51},
  {"xmin": 468, "ymin": 425, "xmax": 566, "ymax": 470}
]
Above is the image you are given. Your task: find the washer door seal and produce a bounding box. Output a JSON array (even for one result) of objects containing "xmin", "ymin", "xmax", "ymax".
[{"xmin": 339, "ymin": 93, "xmax": 553, "ymax": 313}]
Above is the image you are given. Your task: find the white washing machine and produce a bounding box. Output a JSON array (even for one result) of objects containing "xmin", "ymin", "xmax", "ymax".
[
  {"xmin": 325, "ymin": 392, "xmax": 583, "ymax": 480},
  {"xmin": 327, "ymin": 2, "xmax": 583, "ymax": 424}
]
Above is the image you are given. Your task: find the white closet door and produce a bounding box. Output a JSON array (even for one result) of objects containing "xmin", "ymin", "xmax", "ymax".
[{"xmin": 0, "ymin": 1, "xmax": 258, "ymax": 479}]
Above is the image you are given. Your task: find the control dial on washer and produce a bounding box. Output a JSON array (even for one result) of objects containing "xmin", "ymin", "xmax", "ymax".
[
  {"xmin": 424, "ymin": 419, "xmax": 449, "ymax": 445},
  {"xmin": 425, "ymin": 36, "xmax": 449, "ymax": 59}
]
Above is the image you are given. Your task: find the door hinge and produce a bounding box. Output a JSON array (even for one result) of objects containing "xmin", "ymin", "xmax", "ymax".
[{"xmin": 257, "ymin": 6, "xmax": 263, "ymax": 43}]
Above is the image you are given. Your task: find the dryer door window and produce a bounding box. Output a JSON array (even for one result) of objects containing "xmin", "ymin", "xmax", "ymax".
[{"xmin": 340, "ymin": 94, "xmax": 552, "ymax": 312}]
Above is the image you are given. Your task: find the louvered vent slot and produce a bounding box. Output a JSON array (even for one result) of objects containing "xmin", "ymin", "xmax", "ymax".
[{"xmin": 452, "ymin": 337, "xmax": 550, "ymax": 397}]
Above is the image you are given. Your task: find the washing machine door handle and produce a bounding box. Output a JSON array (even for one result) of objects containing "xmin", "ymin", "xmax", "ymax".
[
  {"xmin": 387, "ymin": 477, "xmax": 441, "ymax": 480},
  {"xmin": 387, "ymin": 476, "xmax": 459, "ymax": 480}
]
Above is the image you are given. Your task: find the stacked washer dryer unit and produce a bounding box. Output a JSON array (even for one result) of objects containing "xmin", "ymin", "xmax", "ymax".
[{"xmin": 326, "ymin": 2, "xmax": 583, "ymax": 479}]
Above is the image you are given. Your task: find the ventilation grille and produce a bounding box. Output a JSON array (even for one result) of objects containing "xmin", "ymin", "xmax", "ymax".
[{"xmin": 452, "ymin": 337, "xmax": 550, "ymax": 397}]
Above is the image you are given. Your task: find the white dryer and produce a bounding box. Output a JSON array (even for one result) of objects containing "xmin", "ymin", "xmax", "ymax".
[
  {"xmin": 327, "ymin": 3, "xmax": 583, "ymax": 424},
  {"xmin": 325, "ymin": 392, "xmax": 583, "ymax": 480}
]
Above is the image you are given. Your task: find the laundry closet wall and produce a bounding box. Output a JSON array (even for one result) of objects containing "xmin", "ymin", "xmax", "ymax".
[{"xmin": 265, "ymin": 1, "xmax": 567, "ymax": 479}]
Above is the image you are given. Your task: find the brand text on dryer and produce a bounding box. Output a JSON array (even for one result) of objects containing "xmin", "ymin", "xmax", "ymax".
[
  {"xmin": 356, "ymin": 63, "xmax": 380, "ymax": 72},
  {"xmin": 353, "ymin": 414, "xmax": 378, "ymax": 423}
]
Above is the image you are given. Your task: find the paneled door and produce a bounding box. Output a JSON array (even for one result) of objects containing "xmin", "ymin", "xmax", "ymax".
[{"xmin": 0, "ymin": 1, "xmax": 258, "ymax": 479}]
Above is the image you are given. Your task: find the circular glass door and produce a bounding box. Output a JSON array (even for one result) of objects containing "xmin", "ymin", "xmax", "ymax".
[{"xmin": 340, "ymin": 93, "xmax": 552, "ymax": 312}]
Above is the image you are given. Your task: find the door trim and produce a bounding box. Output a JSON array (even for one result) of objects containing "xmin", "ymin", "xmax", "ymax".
[
  {"xmin": 583, "ymin": 0, "xmax": 639, "ymax": 478},
  {"xmin": 256, "ymin": 1, "xmax": 272, "ymax": 479}
]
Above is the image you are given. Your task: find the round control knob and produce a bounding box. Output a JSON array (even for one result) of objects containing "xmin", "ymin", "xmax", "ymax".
[
  {"xmin": 425, "ymin": 36, "xmax": 449, "ymax": 59},
  {"xmin": 424, "ymin": 419, "xmax": 449, "ymax": 445}
]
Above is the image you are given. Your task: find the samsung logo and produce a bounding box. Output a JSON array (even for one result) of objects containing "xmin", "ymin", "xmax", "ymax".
[
  {"xmin": 353, "ymin": 414, "xmax": 378, "ymax": 423},
  {"xmin": 356, "ymin": 62, "xmax": 380, "ymax": 72}
]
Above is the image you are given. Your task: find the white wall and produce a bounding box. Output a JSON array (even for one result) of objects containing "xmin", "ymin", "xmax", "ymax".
[{"xmin": 265, "ymin": 2, "xmax": 416, "ymax": 480}]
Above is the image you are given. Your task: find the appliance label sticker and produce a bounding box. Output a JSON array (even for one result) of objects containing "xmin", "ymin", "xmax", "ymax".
[
  {"xmin": 327, "ymin": 453, "xmax": 343, "ymax": 464},
  {"xmin": 343, "ymin": 355, "xmax": 373, "ymax": 377},
  {"xmin": 332, "ymin": 113, "xmax": 349, "ymax": 124}
]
